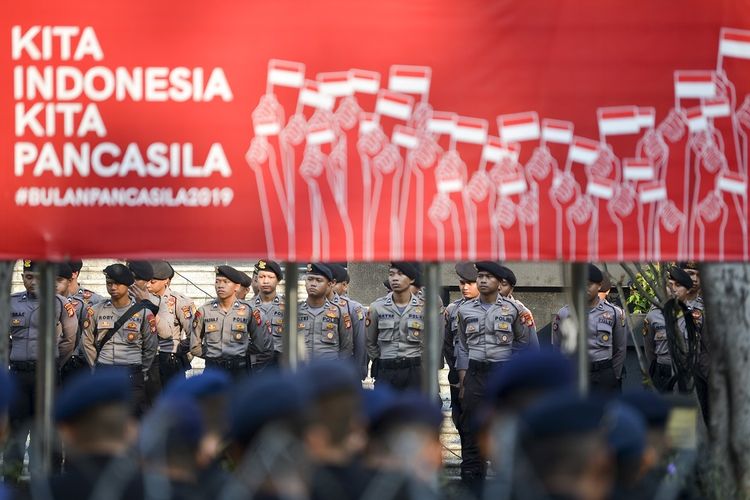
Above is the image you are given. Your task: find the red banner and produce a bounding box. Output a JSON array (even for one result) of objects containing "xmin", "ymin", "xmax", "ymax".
[{"xmin": 3, "ymin": 1, "xmax": 749, "ymax": 261}]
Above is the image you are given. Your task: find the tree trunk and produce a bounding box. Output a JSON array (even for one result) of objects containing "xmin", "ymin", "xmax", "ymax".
[
  {"xmin": 0, "ymin": 261, "xmax": 13, "ymax": 365},
  {"xmin": 701, "ymin": 263, "xmax": 750, "ymax": 499}
]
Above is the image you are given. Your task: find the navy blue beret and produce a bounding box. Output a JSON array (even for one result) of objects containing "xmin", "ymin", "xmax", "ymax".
[
  {"xmin": 389, "ymin": 262, "xmax": 419, "ymax": 281},
  {"xmin": 255, "ymin": 259, "xmax": 283, "ymax": 280},
  {"xmin": 371, "ymin": 390, "xmax": 443, "ymax": 431},
  {"xmin": 475, "ymin": 261, "xmax": 504, "ymax": 281},
  {"xmin": 150, "ymin": 260, "xmax": 174, "ymax": 280},
  {"xmin": 619, "ymin": 390, "xmax": 671, "ymax": 428},
  {"xmin": 498, "ymin": 265, "xmax": 517, "ymax": 286},
  {"xmin": 521, "ymin": 391, "xmax": 606, "ymax": 439},
  {"xmin": 216, "ymin": 265, "xmax": 245, "ymax": 285},
  {"xmin": 104, "ymin": 263, "xmax": 135, "ymax": 286},
  {"xmin": 55, "ymin": 368, "xmax": 132, "ymax": 422},
  {"xmin": 163, "ymin": 369, "xmax": 232, "ymax": 400},
  {"xmin": 362, "ymin": 385, "xmax": 398, "ymax": 427},
  {"xmin": 306, "ymin": 263, "xmax": 333, "ymax": 281},
  {"xmin": 455, "ymin": 262, "xmax": 478, "ymax": 282},
  {"xmin": 237, "ymin": 271, "xmax": 252, "ymax": 288},
  {"xmin": 588, "ymin": 264, "xmax": 603, "ymax": 283},
  {"xmin": 486, "ymin": 350, "xmax": 575, "ymax": 406},
  {"xmin": 669, "ymin": 266, "xmax": 693, "ymax": 290},
  {"xmin": 141, "ymin": 396, "xmax": 204, "ymax": 456},
  {"xmin": 22, "ymin": 260, "xmax": 39, "ymax": 273},
  {"xmin": 299, "ymin": 360, "xmax": 361, "ymax": 400},
  {"xmin": 55, "ymin": 262, "xmax": 73, "ymax": 280},
  {"xmin": 127, "ymin": 261, "xmax": 153, "ymax": 281},
  {"xmin": 329, "ymin": 263, "xmax": 349, "ymax": 283},
  {"xmin": 67, "ymin": 260, "xmax": 83, "ymax": 273},
  {"xmin": 605, "ymin": 402, "xmax": 646, "ymax": 463}
]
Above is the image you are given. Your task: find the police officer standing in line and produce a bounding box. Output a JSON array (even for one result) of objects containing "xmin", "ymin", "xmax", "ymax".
[
  {"xmin": 553, "ymin": 264, "xmax": 628, "ymax": 392},
  {"xmin": 366, "ymin": 262, "xmax": 426, "ymax": 391},
  {"xmin": 191, "ymin": 265, "xmax": 271, "ymax": 378},
  {"xmin": 55, "ymin": 262, "xmax": 90, "ymax": 380},
  {"xmin": 329, "ymin": 264, "xmax": 368, "ymax": 380},
  {"xmin": 147, "ymin": 260, "xmax": 197, "ymax": 384},
  {"xmin": 298, "ymin": 263, "xmax": 353, "ymax": 361},
  {"xmin": 680, "ymin": 262, "xmax": 709, "ymax": 419},
  {"xmin": 643, "ymin": 277, "xmax": 677, "ymax": 392},
  {"xmin": 81, "ymin": 264, "xmax": 159, "ymax": 416},
  {"xmin": 246, "ymin": 259, "xmax": 284, "ymax": 370},
  {"xmin": 67, "ymin": 260, "xmax": 105, "ymax": 306},
  {"xmin": 495, "ymin": 264, "xmax": 540, "ymax": 349},
  {"xmin": 455, "ymin": 261, "xmax": 531, "ymax": 486},
  {"xmin": 6, "ymin": 260, "xmax": 78, "ymax": 474},
  {"xmin": 127, "ymin": 261, "xmax": 162, "ymax": 404}
]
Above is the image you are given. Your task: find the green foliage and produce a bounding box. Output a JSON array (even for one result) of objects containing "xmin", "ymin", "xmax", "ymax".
[{"xmin": 626, "ymin": 264, "xmax": 663, "ymax": 313}]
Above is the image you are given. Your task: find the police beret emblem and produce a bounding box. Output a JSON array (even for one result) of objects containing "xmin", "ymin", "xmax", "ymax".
[
  {"xmin": 306, "ymin": 264, "xmax": 313, "ymax": 272},
  {"xmin": 258, "ymin": 260, "xmax": 267, "ymax": 269}
]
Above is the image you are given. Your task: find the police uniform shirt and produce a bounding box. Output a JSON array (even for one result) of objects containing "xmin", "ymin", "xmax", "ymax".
[
  {"xmin": 332, "ymin": 293, "xmax": 367, "ymax": 376},
  {"xmin": 508, "ymin": 294, "xmax": 539, "ymax": 349},
  {"xmin": 155, "ymin": 288, "xmax": 197, "ymax": 354},
  {"xmin": 298, "ymin": 299, "xmax": 353, "ymax": 361},
  {"xmin": 9, "ymin": 292, "xmax": 78, "ymax": 363},
  {"xmin": 455, "ymin": 295, "xmax": 531, "ymax": 370},
  {"xmin": 249, "ymin": 294, "xmax": 285, "ymax": 353},
  {"xmin": 365, "ymin": 292, "xmax": 425, "ymax": 360},
  {"xmin": 73, "ymin": 287, "xmax": 105, "ymax": 307},
  {"xmin": 81, "ymin": 299, "xmax": 158, "ymax": 371},
  {"xmin": 190, "ymin": 300, "xmax": 263, "ymax": 359},
  {"xmin": 65, "ymin": 294, "xmax": 88, "ymax": 359},
  {"xmin": 643, "ymin": 306, "xmax": 670, "ymax": 367},
  {"xmin": 443, "ymin": 298, "xmax": 465, "ymax": 368}
]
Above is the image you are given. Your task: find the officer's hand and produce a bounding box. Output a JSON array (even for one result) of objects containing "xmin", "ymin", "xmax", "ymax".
[
  {"xmin": 129, "ymin": 284, "xmax": 150, "ymax": 302},
  {"xmin": 459, "ymin": 383, "xmax": 465, "ymax": 401}
]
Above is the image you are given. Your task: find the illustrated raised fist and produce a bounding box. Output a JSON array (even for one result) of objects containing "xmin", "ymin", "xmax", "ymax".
[
  {"xmin": 413, "ymin": 133, "xmax": 442, "ymax": 169},
  {"xmin": 697, "ymin": 192, "xmax": 723, "ymax": 223},
  {"xmin": 435, "ymin": 150, "xmax": 467, "ymax": 192},
  {"xmin": 701, "ymin": 143, "xmax": 727, "ymax": 174},
  {"xmin": 517, "ymin": 192, "xmax": 539, "ymax": 225},
  {"xmin": 639, "ymin": 129, "xmax": 667, "ymax": 165},
  {"xmin": 737, "ymin": 96, "xmax": 750, "ymax": 130},
  {"xmin": 588, "ymin": 147, "xmax": 616, "ymax": 179},
  {"xmin": 245, "ymin": 136, "xmax": 270, "ymax": 169},
  {"xmin": 526, "ymin": 147, "xmax": 553, "ymax": 181},
  {"xmin": 334, "ymin": 96, "xmax": 362, "ymax": 131},
  {"xmin": 660, "ymin": 201, "xmax": 684, "ymax": 233},
  {"xmin": 252, "ymin": 94, "xmax": 285, "ymax": 133},
  {"xmin": 657, "ymin": 109, "xmax": 687, "ymax": 143},
  {"xmin": 300, "ymin": 145, "xmax": 326, "ymax": 179},
  {"xmin": 550, "ymin": 172, "xmax": 577, "ymax": 204},
  {"xmin": 609, "ymin": 185, "xmax": 635, "ymax": 217},
  {"xmin": 569, "ymin": 196, "xmax": 594, "ymax": 225},
  {"xmin": 280, "ymin": 113, "xmax": 307, "ymax": 146},
  {"xmin": 466, "ymin": 171, "xmax": 491, "ymax": 202},
  {"xmin": 428, "ymin": 193, "xmax": 452, "ymax": 222},
  {"xmin": 494, "ymin": 198, "xmax": 517, "ymax": 229},
  {"xmin": 358, "ymin": 128, "xmax": 388, "ymax": 157},
  {"xmin": 411, "ymin": 102, "xmax": 434, "ymax": 132},
  {"xmin": 373, "ymin": 144, "xmax": 402, "ymax": 175}
]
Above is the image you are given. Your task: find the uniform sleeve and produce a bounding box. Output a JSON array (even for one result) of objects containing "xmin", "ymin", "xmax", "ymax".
[
  {"xmin": 190, "ymin": 308, "xmax": 205, "ymax": 357},
  {"xmin": 155, "ymin": 299, "xmax": 173, "ymax": 340},
  {"xmin": 81, "ymin": 305, "xmax": 98, "ymax": 366},
  {"xmin": 512, "ymin": 306, "xmax": 531, "ymax": 352},
  {"xmin": 351, "ymin": 303, "xmax": 367, "ymax": 379},
  {"xmin": 57, "ymin": 296, "xmax": 78, "ymax": 363},
  {"xmin": 612, "ymin": 307, "xmax": 629, "ymax": 378},
  {"xmin": 456, "ymin": 310, "xmax": 470, "ymax": 371},
  {"xmin": 249, "ymin": 304, "xmax": 273, "ymax": 355},
  {"xmin": 141, "ymin": 312, "xmax": 159, "ymax": 373},
  {"xmin": 643, "ymin": 313, "xmax": 656, "ymax": 368},
  {"xmin": 176, "ymin": 295, "xmax": 197, "ymax": 341},
  {"xmin": 442, "ymin": 304, "xmax": 456, "ymax": 369},
  {"xmin": 551, "ymin": 307, "xmax": 567, "ymax": 349},
  {"xmin": 365, "ymin": 304, "xmax": 381, "ymax": 360},
  {"xmin": 517, "ymin": 304, "xmax": 538, "ymax": 351},
  {"xmin": 338, "ymin": 305, "xmax": 354, "ymax": 358}
]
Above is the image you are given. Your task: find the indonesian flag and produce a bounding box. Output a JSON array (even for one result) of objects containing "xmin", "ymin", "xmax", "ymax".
[
  {"xmin": 638, "ymin": 181, "xmax": 668, "ymax": 203},
  {"xmin": 597, "ymin": 106, "xmax": 640, "ymax": 136},
  {"xmin": 719, "ymin": 28, "xmax": 750, "ymax": 60},
  {"xmin": 674, "ymin": 71, "xmax": 717, "ymax": 99},
  {"xmin": 452, "ymin": 116, "xmax": 489, "ymax": 144},
  {"xmin": 388, "ymin": 65, "xmax": 432, "ymax": 96},
  {"xmin": 375, "ymin": 90, "xmax": 414, "ymax": 121},
  {"xmin": 427, "ymin": 111, "xmax": 457, "ymax": 135},
  {"xmin": 568, "ymin": 137, "xmax": 600, "ymax": 165},
  {"xmin": 298, "ymin": 80, "xmax": 335, "ymax": 111},
  {"xmin": 267, "ymin": 59, "xmax": 305, "ymax": 89},
  {"xmin": 482, "ymin": 137, "xmax": 520, "ymax": 163},
  {"xmin": 349, "ymin": 69, "xmax": 381, "ymax": 94},
  {"xmin": 716, "ymin": 171, "xmax": 748, "ymax": 195},
  {"xmin": 359, "ymin": 112, "xmax": 379, "ymax": 136},
  {"xmin": 586, "ymin": 177, "xmax": 616, "ymax": 200},
  {"xmin": 702, "ymin": 96, "xmax": 731, "ymax": 118},
  {"xmin": 685, "ymin": 107, "xmax": 708, "ymax": 133},
  {"xmin": 498, "ymin": 172, "xmax": 528, "ymax": 197},
  {"xmin": 542, "ymin": 119, "xmax": 574, "ymax": 144},
  {"xmin": 392, "ymin": 125, "xmax": 419, "ymax": 150},
  {"xmin": 498, "ymin": 112, "xmax": 541, "ymax": 143},
  {"xmin": 637, "ymin": 107, "xmax": 656, "ymax": 129},
  {"xmin": 253, "ymin": 114, "xmax": 281, "ymax": 137},
  {"xmin": 306, "ymin": 122, "xmax": 336, "ymax": 145},
  {"xmin": 317, "ymin": 72, "xmax": 353, "ymax": 97},
  {"xmin": 623, "ymin": 158, "xmax": 655, "ymax": 181}
]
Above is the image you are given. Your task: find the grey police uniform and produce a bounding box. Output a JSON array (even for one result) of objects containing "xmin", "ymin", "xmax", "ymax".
[
  {"xmin": 59, "ymin": 294, "xmax": 91, "ymax": 380},
  {"xmin": 298, "ymin": 299, "xmax": 353, "ymax": 361},
  {"xmin": 155, "ymin": 288, "xmax": 196, "ymax": 383},
  {"xmin": 246, "ymin": 295, "xmax": 281, "ymax": 369},
  {"xmin": 508, "ymin": 294, "xmax": 540, "ymax": 348},
  {"xmin": 332, "ymin": 292, "xmax": 367, "ymax": 379},
  {"xmin": 686, "ymin": 294, "xmax": 709, "ymax": 423},
  {"xmin": 73, "ymin": 286, "xmax": 105, "ymax": 307},
  {"xmin": 643, "ymin": 306, "xmax": 672, "ymax": 391},
  {"xmin": 444, "ymin": 297, "xmax": 466, "ymax": 439}
]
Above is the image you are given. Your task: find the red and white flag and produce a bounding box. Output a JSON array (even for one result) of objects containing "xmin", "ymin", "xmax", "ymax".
[
  {"xmin": 719, "ymin": 28, "xmax": 750, "ymax": 60},
  {"xmin": 716, "ymin": 171, "xmax": 748, "ymax": 195},
  {"xmin": 392, "ymin": 125, "xmax": 419, "ymax": 150},
  {"xmin": 298, "ymin": 80, "xmax": 335, "ymax": 111},
  {"xmin": 702, "ymin": 96, "xmax": 731, "ymax": 118},
  {"xmin": 498, "ymin": 112, "xmax": 541, "ymax": 143},
  {"xmin": 267, "ymin": 59, "xmax": 305, "ymax": 89},
  {"xmin": 637, "ymin": 107, "xmax": 656, "ymax": 129},
  {"xmin": 253, "ymin": 114, "xmax": 281, "ymax": 137},
  {"xmin": 452, "ymin": 116, "xmax": 489, "ymax": 144},
  {"xmin": 586, "ymin": 176, "xmax": 616, "ymax": 199},
  {"xmin": 674, "ymin": 71, "xmax": 717, "ymax": 99},
  {"xmin": 388, "ymin": 65, "xmax": 432, "ymax": 96},
  {"xmin": 542, "ymin": 119, "xmax": 574, "ymax": 144},
  {"xmin": 685, "ymin": 107, "xmax": 708, "ymax": 133},
  {"xmin": 317, "ymin": 72, "xmax": 353, "ymax": 97},
  {"xmin": 307, "ymin": 122, "xmax": 336, "ymax": 145},
  {"xmin": 359, "ymin": 112, "xmax": 379, "ymax": 136},
  {"xmin": 375, "ymin": 90, "xmax": 414, "ymax": 121},
  {"xmin": 597, "ymin": 106, "xmax": 640, "ymax": 136},
  {"xmin": 349, "ymin": 69, "xmax": 381, "ymax": 94},
  {"xmin": 482, "ymin": 137, "xmax": 520, "ymax": 163},
  {"xmin": 568, "ymin": 137, "xmax": 600, "ymax": 165},
  {"xmin": 498, "ymin": 172, "xmax": 528, "ymax": 196},
  {"xmin": 638, "ymin": 181, "xmax": 668, "ymax": 203},
  {"xmin": 427, "ymin": 111, "xmax": 457, "ymax": 135},
  {"xmin": 623, "ymin": 158, "xmax": 655, "ymax": 181}
]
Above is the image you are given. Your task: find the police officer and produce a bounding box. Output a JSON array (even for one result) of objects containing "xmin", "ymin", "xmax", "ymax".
[
  {"xmin": 148, "ymin": 260, "xmax": 196, "ymax": 384},
  {"xmin": 643, "ymin": 278, "xmax": 676, "ymax": 392},
  {"xmin": 366, "ymin": 262, "xmax": 425, "ymax": 391},
  {"xmin": 236, "ymin": 270, "xmax": 253, "ymax": 300},
  {"xmin": 553, "ymin": 264, "xmax": 628, "ymax": 392},
  {"xmin": 6, "ymin": 260, "xmax": 78, "ymax": 471},
  {"xmin": 298, "ymin": 263, "xmax": 353, "ymax": 361},
  {"xmin": 56, "ymin": 263, "xmax": 91, "ymax": 381},
  {"xmin": 191, "ymin": 265, "xmax": 272, "ymax": 378},
  {"xmin": 329, "ymin": 264, "xmax": 368, "ymax": 380},
  {"xmin": 679, "ymin": 262, "xmax": 709, "ymax": 415},
  {"xmin": 67, "ymin": 260, "xmax": 105, "ymax": 306},
  {"xmin": 81, "ymin": 264, "xmax": 159, "ymax": 416},
  {"xmin": 455, "ymin": 261, "xmax": 531, "ymax": 484},
  {"xmin": 246, "ymin": 259, "xmax": 284, "ymax": 368},
  {"xmin": 495, "ymin": 264, "xmax": 540, "ymax": 349}
]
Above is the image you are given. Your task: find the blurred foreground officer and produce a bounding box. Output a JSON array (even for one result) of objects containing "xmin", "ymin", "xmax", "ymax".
[
  {"xmin": 46, "ymin": 369, "xmax": 145, "ymax": 500},
  {"xmin": 6, "ymin": 260, "xmax": 77, "ymax": 473},
  {"xmin": 553, "ymin": 264, "xmax": 627, "ymax": 392},
  {"xmin": 191, "ymin": 266, "xmax": 271, "ymax": 378},
  {"xmin": 81, "ymin": 264, "xmax": 159, "ymax": 416},
  {"xmin": 366, "ymin": 262, "xmax": 425, "ymax": 390},
  {"xmin": 299, "ymin": 263, "xmax": 353, "ymax": 361},
  {"xmin": 329, "ymin": 264, "xmax": 368, "ymax": 379},
  {"xmin": 67, "ymin": 260, "xmax": 105, "ymax": 306},
  {"xmin": 247, "ymin": 259, "xmax": 284, "ymax": 369}
]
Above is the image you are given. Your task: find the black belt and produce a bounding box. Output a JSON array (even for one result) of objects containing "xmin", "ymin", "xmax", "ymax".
[
  {"xmin": 590, "ymin": 359, "xmax": 613, "ymax": 372},
  {"xmin": 96, "ymin": 363, "xmax": 143, "ymax": 375},
  {"xmin": 469, "ymin": 359, "xmax": 503, "ymax": 373},
  {"xmin": 206, "ymin": 357, "xmax": 247, "ymax": 369},
  {"xmin": 10, "ymin": 360, "xmax": 36, "ymax": 372},
  {"xmin": 379, "ymin": 357, "xmax": 421, "ymax": 368}
]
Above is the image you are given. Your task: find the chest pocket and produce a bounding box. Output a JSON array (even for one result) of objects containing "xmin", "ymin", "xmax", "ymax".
[
  {"xmin": 231, "ymin": 321, "xmax": 247, "ymax": 342},
  {"xmin": 10, "ymin": 314, "xmax": 29, "ymax": 335},
  {"xmin": 653, "ymin": 324, "xmax": 667, "ymax": 341},
  {"xmin": 271, "ymin": 317, "xmax": 284, "ymax": 336},
  {"xmin": 204, "ymin": 320, "xmax": 220, "ymax": 343},
  {"xmin": 406, "ymin": 320, "xmax": 423, "ymax": 344},
  {"xmin": 465, "ymin": 318, "xmax": 481, "ymax": 345},
  {"xmin": 595, "ymin": 322, "xmax": 613, "ymax": 347},
  {"xmin": 493, "ymin": 321, "xmax": 513, "ymax": 345},
  {"xmin": 377, "ymin": 319, "xmax": 396, "ymax": 341},
  {"xmin": 320, "ymin": 318, "xmax": 339, "ymax": 345},
  {"xmin": 123, "ymin": 320, "xmax": 141, "ymax": 343}
]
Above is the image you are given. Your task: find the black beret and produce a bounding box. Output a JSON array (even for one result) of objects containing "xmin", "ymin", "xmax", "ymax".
[
  {"xmin": 55, "ymin": 368, "xmax": 132, "ymax": 422},
  {"xmin": 306, "ymin": 263, "xmax": 333, "ymax": 281},
  {"xmin": 216, "ymin": 265, "xmax": 245, "ymax": 285},
  {"xmin": 620, "ymin": 390, "xmax": 671, "ymax": 429},
  {"xmin": 151, "ymin": 260, "xmax": 174, "ymax": 280},
  {"xmin": 678, "ymin": 261, "xmax": 699, "ymax": 271},
  {"xmin": 329, "ymin": 263, "xmax": 349, "ymax": 283},
  {"xmin": 22, "ymin": 260, "xmax": 39, "ymax": 273},
  {"xmin": 669, "ymin": 266, "xmax": 693, "ymax": 290},
  {"xmin": 255, "ymin": 259, "xmax": 283, "ymax": 280},
  {"xmin": 383, "ymin": 280, "xmax": 392, "ymax": 291},
  {"xmin": 238, "ymin": 271, "xmax": 252, "ymax": 288},
  {"xmin": 300, "ymin": 360, "xmax": 361, "ymax": 399},
  {"xmin": 68, "ymin": 260, "xmax": 83, "ymax": 273},
  {"xmin": 599, "ymin": 273, "xmax": 612, "ymax": 293},
  {"xmin": 127, "ymin": 261, "xmax": 154, "ymax": 281},
  {"xmin": 389, "ymin": 262, "xmax": 419, "ymax": 281},
  {"xmin": 498, "ymin": 265, "xmax": 517, "ymax": 286},
  {"xmin": 486, "ymin": 350, "xmax": 575, "ymax": 406},
  {"xmin": 55, "ymin": 262, "xmax": 73, "ymax": 280},
  {"xmin": 475, "ymin": 261, "xmax": 504, "ymax": 280},
  {"xmin": 103, "ymin": 264, "xmax": 135, "ymax": 286},
  {"xmin": 588, "ymin": 264, "xmax": 603, "ymax": 283},
  {"xmin": 522, "ymin": 391, "xmax": 606, "ymax": 439},
  {"xmin": 455, "ymin": 262, "xmax": 478, "ymax": 282}
]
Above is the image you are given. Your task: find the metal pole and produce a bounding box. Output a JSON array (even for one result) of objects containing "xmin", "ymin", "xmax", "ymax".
[
  {"xmin": 33, "ymin": 261, "xmax": 56, "ymax": 476},
  {"xmin": 0, "ymin": 261, "xmax": 13, "ymax": 366},
  {"xmin": 570, "ymin": 262, "xmax": 589, "ymax": 396},
  {"xmin": 422, "ymin": 262, "xmax": 441, "ymax": 398},
  {"xmin": 282, "ymin": 263, "xmax": 299, "ymax": 371}
]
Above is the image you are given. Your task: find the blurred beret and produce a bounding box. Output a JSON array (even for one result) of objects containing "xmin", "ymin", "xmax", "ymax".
[
  {"xmin": 588, "ymin": 264, "xmax": 603, "ymax": 283},
  {"xmin": 151, "ymin": 260, "xmax": 174, "ymax": 280},
  {"xmin": 163, "ymin": 369, "xmax": 232, "ymax": 400},
  {"xmin": 475, "ymin": 261, "xmax": 504, "ymax": 280},
  {"xmin": 521, "ymin": 391, "xmax": 606, "ymax": 439},
  {"xmin": 606, "ymin": 402, "xmax": 646, "ymax": 464},
  {"xmin": 55, "ymin": 368, "xmax": 132, "ymax": 422},
  {"xmin": 299, "ymin": 360, "xmax": 361, "ymax": 400},
  {"xmin": 329, "ymin": 263, "xmax": 349, "ymax": 283},
  {"xmin": 216, "ymin": 265, "xmax": 245, "ymax": 285},
  {"xmin": 22, "ymin": 260, "xmax": 39, "ymax": 273},
  {"xmin": 305, "ymin": 263, "xmax": 333, "ymax": 281},
  {"xmin": 0, "ymin": 370, "xmax": 16, "ymax": 415},
  {"xmin": 55, "ymin": 262, "xmax": 73, "ymax": 280},
  {"xmin": 370, "ymin": 390, "xmax": 443, "ymax": 432},
  {"xmin": 620, "ymin": 390, "xmax": 671, "ymax": 429},
  {"xmin": 390, "ymin": 262, "xmax": 419, "ymax": 281},
  {"xmin": 413, "ymin": 269, "xmax": 423, "ymax": 288},
  {"xmin": 141, "ymin": 396, "xmax": 204, "ymax": 457},
  {"xmin": 599, "ymin": 273, "xmax": 612, "ymax": 293},
  {"xmin": 255, "ymin": 259, "xmax": 283, "ymax": 280},
  {"xmin": 455, "ymin": 262, "xmax": 478, "ymax": 282},
  {"xmin": 362, "ymin": 385, "xmax": 399, "ymax": 428},
  {"xmin": 67, "ymin": 260, "xmax": 83, "ymax": 273},
  {"xmin": 104, "ymin": 263, "xmax": 135, "ymax": 286},
  {"xmin": 678, "ymin": 261, "xmax": 699, "ymax": 271},
  {"xmin": 486, "ymin": 350, "xmax": 576, "ymax": 406},
  {"xmin": 669, "ymin": 266, "xmax": 693, "ymax": 290},
  {"xmin": 127, "ymin": 261, "xmax": 154, "ymax": 281},
  {"xmin": 238, "ymin": 271, "xmax": 252, "ymax": 288}
]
